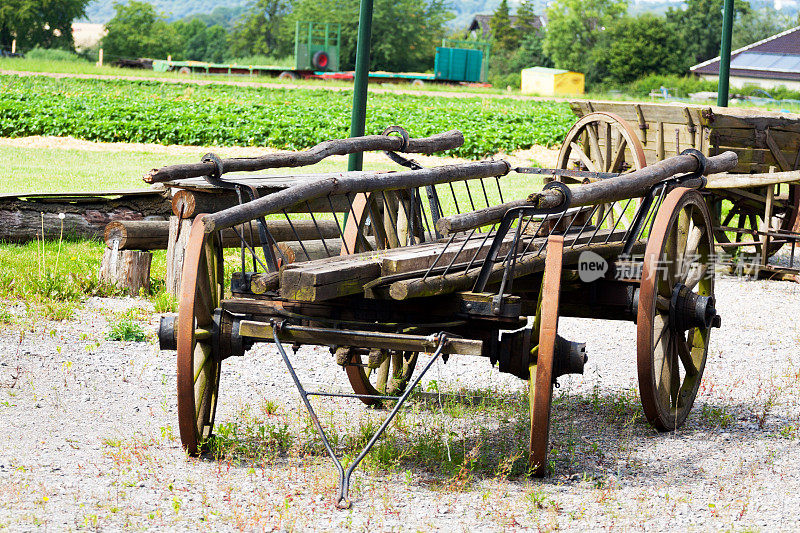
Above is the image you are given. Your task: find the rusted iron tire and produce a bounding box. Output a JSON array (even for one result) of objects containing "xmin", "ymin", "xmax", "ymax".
[
  {"xmin": 345, "ymin": 351, "xmax": 418, "ymax": 407},
  {"xmin": 529, "ymin": 235, "xmax": 563, "ymax": 477},
  {"xmin": 557, "ymin": 112, "xmax": 646, "ymax": 230},
  {"xmin": 637, "ymin": 188, "xmax": 715, "ymax": 431},
  {"xmin": 177, "ymin": 215, "xmax": 224, "ymax": 455}
]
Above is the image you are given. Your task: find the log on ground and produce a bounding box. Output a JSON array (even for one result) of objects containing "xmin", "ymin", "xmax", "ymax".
[{"xmin": 0, "ymin": 190, "xmax": 171, "ymax": 243}]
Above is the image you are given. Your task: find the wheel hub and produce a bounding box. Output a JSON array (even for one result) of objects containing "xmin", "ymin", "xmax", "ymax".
[{"xmin": 669, "ymin": 283, "xmax": 721, "ymax": 331}]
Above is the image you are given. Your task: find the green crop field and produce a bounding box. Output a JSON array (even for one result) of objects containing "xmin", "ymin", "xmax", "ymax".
[{"xmin": 0, "ymin": 74, "xmax": 576, "ymax": 159}]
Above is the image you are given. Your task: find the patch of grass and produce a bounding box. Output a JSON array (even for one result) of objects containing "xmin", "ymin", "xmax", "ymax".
[
  {"xmin": 778, "ymin": 424, "xmax": 798, "ymax": 440},
  {"xmin": 0, "ymin": 57, "xmax": 510, "ymax": 95},
  {"xmin": 700, "ymin": 404, "xmax": 734, "ymax": 429},
  {"xmin": 151, "ymin": 291, "xmax": 177, "ymax": 314},
  {"xmin": 0, "ymin": 144, "xmax": 403, "ymax": 193},
  {"xmin": 23, "ymin": 47, "xmax": 88, "ymax": 63},
  {"xmin": 208, "ymin": 405, "xmax": 293, "ymax": 461},
  {"xmin": 589, "ymin": 386, "xmax": 641, "ymax": 423},
  {"xmin": 0, "ymin": 238, "xmax": 120, "ymax": 319},
  {"xmin": 107, "ymin": 317, "xmax": 147, "ymax": 343}
]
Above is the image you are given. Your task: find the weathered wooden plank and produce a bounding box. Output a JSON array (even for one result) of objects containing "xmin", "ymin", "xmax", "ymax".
[
  {"xmin": 571, "ymin": 101, "xmax": 707, "ymax": 128},
  {"xmin": 389, "ymin": 240, "xmax": 647, "ymax": 300},
  {"xmin": 572, "ymin": 100, "xmax": 800, "ymax": 138},
  {"xmin": 705, "ymin": 170, "xmax": 800, "ymax": 189},
  {"xmin": 280, "ymin": 260, "xmax": 383, "ymax": 301}
]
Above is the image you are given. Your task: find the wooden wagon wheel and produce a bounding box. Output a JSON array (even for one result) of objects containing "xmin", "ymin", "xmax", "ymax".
[
  {"xmin": 557, "ymin": 112, "xmax": 647, "ymax": 229},
  {"xmin": 341, "ymin": 194, "xmax": 421, "ymax": 405},
  {"xmin": 529, "ymin": 235, "xmax": 563, "ymax": 477},
  {"xmin": 177, "ymin": 215, "xmax": 224, "ymax": 455},
  {"xmin": 345, "ymin": 350, "xmax": 419, "ymax": 407},
  {"xmin": 637, "ymin": 188, "xmax": 716, "ymax": 431},
  {"xmin": 711, "ymin": 184, "xmax": 800, "ymax": 258}
]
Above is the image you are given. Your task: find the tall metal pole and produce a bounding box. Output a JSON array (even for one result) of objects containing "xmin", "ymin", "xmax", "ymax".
[
  {"xmin": 717, "ymin": 0, "xmax": 734, "ymax": 107},
  {"xmin": 348, "ymin": 0, "xmax": 374, "ymax": 171}
]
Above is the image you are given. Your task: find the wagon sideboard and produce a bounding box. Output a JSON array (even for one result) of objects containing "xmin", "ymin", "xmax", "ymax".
[{"xmin": 570, "ymin": 100, "xmax": 800, "ymax": 174}]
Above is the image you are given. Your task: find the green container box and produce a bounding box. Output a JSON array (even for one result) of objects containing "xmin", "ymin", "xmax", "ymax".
[{"xmin": 434, "ymin": 47, "xmax": 483, "ymax": 83}]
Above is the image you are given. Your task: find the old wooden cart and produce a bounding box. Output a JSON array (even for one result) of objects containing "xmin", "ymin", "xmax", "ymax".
[
  {"xmin": 151, "ymin": 129, "xmax": 736, "ymax": 507},
  {"xmin": 560, "ymin": 101, "xmax": 800, "ymax": 269}
]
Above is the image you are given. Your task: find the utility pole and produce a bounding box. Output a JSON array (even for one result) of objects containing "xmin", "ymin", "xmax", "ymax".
[
  {"xmin": 348, "ymin": 0, "xmax": 374, "ymax": 172},
  {"xmin": 717, "ymin": 0, "xmax": 734, "ymax": 107}
]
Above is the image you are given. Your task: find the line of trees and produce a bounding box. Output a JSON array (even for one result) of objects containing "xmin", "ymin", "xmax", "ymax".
[
  {"xmin": 3, "ymin": 0, "xmax": 798, "ymax": 90},
  {"xmin": 531, "ymin": 0, "xmax": 795, "ymax": 86},
  {"xmin": 99, "ymin": 0, "xmax": 453, "ymax": 73}
]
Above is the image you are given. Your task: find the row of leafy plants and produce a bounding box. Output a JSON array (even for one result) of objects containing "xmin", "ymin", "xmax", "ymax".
[{"xmin": 0, "ymin": 75, "xmax": 576, "ymax": 158}]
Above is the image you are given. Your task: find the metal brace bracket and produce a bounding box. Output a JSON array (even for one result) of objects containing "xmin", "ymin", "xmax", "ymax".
[{"xmin": 270, "ymin": 320, "xmax": 448, "ymax": 509}]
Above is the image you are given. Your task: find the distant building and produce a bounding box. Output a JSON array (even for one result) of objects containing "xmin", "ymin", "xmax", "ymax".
[
  {"xmin": 465, "ymin": 14, "xmax": 545, "ymax": 40},
  {"xmin": 691, "ymin": 26, "xmax": 800, "ymax": 91}
]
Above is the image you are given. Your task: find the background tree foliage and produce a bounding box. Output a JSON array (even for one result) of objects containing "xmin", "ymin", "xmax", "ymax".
[
  {"xmin": 592, "ymin": 14, "xmax": 684, "ymax": 84},
  {"xmin": 664, "ymin": 0, "xmax": 751, "ymax": 68},
  {"xmin": 228, "ymin": 0, "xmax": 290, "ymax": 59},
  {"xmin": 731, "ymin": 7, "xmax": 796, "ymax": 50},
  {"xmin": 488, "ymin": 0, "xmax": 551, "ymax": 86},
  {"xmin": 0, "ymin": 0, "xmax": 90, "ymax": 51},
  {"xmin": 101, "ymin": 1, "xmax": 183, "ymax": 59},
  {"xmin": 543, "ymin": 0, "xmax": 627, "ymax": 76}
]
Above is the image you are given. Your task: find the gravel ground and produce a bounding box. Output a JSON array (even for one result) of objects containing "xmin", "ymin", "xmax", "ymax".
[{"xmin": 0, "ymin": 273, "xmax": 799, "ymax": 531}]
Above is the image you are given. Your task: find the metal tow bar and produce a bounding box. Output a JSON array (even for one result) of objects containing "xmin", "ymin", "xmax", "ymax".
[{"xmin": 270, "ymin": 320, "xmax": 448, "ymax": 509}]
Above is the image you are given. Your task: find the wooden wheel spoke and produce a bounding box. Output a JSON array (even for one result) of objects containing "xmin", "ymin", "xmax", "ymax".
[
  {"xmin": 195, "ymin": 364, "xmax": 209, "ymax": 419},
  {"xmin": 654, "ymin": 330, "xmax": 672, "ymax": 408},
  {"xmin": 673, "ymin": 207, "xmax": 691, "ymax": 284},
  {"xmin": 654, "ymin": 313, "xmax": 670, "ymax": 347},
  {"xmin": 685, "ymin": 224, "xmax": 705, "ymax": 262},
  {"xmin": 675, "ymin": 332, "xmax": 698, "ymax": 376},
  {"xmin": 604, "ymin": 123, "xmax": 612, "ymax": 172},
  {"xmin": 586, "ymin": 124, "xmax": 604, "ymax": 172},
  {"xmin": 193, "ymin": 343, "xmax": 212, "ymax": 384},
  {"xmin": 669, "ymin": 337, "xmax": 680, "ymax": 408},
  {"xmin": 609, "ymin": 138, "xmax": 628, "ymax": 173},
  {"xmin": 685, "ymin": 264, "xmax": 708, "ymax": 290},
  {"xmin": 375, "ymin": 357, "xmax": 391, "ymax": 395},
  {"xmin": 195, "ymin": 276, "xmax": 214, "ymax": 326},
  {"xmin": 570, "ymin": 142, "xmax": 599, "ymax": 172}
]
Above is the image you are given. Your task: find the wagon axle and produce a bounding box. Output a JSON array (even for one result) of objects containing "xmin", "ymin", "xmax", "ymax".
[{"xmin": 669, "ymin": 283, "xmax": 721, "ymax": 331}]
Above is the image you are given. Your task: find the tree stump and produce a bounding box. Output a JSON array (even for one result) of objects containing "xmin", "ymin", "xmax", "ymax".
[
  {"xmin": 166, "ymin": 216, "xmax": 192, "ymax": 297},
  {"xmin": 99, "ymin": 242, "xmax": 152, "ymax": 295}
]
